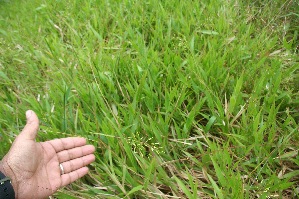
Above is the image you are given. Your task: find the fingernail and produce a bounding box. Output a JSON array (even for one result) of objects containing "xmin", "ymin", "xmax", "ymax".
[{"xmin": 26, "ymin": 110, "xmax": 33, "ymax": 119}]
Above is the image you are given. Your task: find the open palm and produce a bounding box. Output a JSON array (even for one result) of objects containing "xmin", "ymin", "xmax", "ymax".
[{"xmin": 0, "ymin": 110, "xmax": 95, "ymax": 199}]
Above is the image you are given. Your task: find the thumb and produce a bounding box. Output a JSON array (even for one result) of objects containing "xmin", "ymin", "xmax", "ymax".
[{"xmin": 20, "ymin": 110, "xmax": 40, "ymax": 140}]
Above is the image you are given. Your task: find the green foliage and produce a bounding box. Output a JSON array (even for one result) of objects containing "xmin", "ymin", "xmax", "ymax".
[{"xmin": 0, "ymin": 0, "xmax": 298, "ymax": 198}]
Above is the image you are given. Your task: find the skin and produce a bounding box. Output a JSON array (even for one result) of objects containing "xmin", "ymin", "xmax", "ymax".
[{"xmin": 0, "ymin": 110, "xmax": 96, "ymax": 199}]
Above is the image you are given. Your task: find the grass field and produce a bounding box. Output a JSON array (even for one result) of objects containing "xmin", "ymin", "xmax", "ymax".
[{"xmin": 0, "ymin": 0, "xmax": 299, "ymax": 198}]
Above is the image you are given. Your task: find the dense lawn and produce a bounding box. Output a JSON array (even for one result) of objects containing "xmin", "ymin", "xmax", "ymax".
[{"xmin": 1, "ymin": 0, "xmax": 299, "ymax": 198}]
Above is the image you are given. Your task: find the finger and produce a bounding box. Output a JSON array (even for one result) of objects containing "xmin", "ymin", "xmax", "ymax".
[
  {"xmin": 19, "ymin": 110, "xmax": 40, "ymax": 140},
  {"xmin": 61, "ymin": 167, "xmax": 89, "ymax": 187},
  {"xmin": 46, "ymin": 137, "xmax": 87, "ymax": 153},
  {"xmin": 57, "ymin": 145, "xmax": 95, "ymax": 163},
  {"xmin": 60, "ymin": 154, "xmax": 95, "ymax": 174}
]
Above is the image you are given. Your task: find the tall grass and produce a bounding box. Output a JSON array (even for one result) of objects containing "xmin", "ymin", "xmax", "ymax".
[{"xmin": 1, "ymin": 0, "xmax": 299, "ymax": 198}]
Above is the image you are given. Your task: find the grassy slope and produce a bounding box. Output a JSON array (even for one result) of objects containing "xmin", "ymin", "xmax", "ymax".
[{"xmin": 0, "ymin": 0, "xmax": 299, "ymax": 198}]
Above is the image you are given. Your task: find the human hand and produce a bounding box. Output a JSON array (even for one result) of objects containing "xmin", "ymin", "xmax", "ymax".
[{"xmin": 0, "ymin": 110, "xmax": 96, "ymax": 199}]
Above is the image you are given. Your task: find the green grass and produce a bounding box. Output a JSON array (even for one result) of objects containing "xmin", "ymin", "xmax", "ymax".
[{"xmin": 0, "ymin": 0, "xmax": 299, "ymax": 198}]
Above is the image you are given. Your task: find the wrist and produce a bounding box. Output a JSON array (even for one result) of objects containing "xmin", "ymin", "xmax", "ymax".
[
  {"xmin": 0, "ymin": 160, "xmax": 8, "ymax": 180},
  {"xmin": 0, "ymin": 160, "xmax": 16, "ymax": 199},
  {"xmin": 0, "ymin": 158, "xmax": 18, "ymax": 198},
  {"xmin": 0, "ymin": 160, "xmax": 4, "ymax": 173}
]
